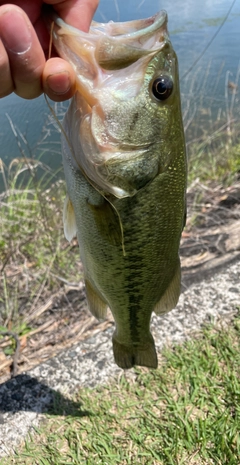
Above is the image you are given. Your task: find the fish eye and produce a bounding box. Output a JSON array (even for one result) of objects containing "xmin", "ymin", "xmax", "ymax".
[{"xmin": 151, "ymin": 75, "xmax": 173, "ymax": 101}]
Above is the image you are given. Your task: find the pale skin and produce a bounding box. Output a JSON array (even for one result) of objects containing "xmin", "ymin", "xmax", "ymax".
[{"xmin": 0, "ymin": 0, "xmax": 99, "ymax": 101}]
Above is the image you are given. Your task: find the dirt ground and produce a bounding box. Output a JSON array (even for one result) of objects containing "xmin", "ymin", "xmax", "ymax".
[{"xmin": 0, "ymin": 179, "xmax": 239, "ymax": 384}]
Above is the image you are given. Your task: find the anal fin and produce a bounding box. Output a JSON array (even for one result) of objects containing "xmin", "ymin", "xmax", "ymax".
[
  {"xmin": 154, "ymin": 259, "xmax": 181, "ymax": 315},
  {"xmin": 112, "ymin": 334, "xmax": 158, "ymax": 369},
  {"xmin": 85, "ymin": 279, "xmax": 108, "ymax": 320}
]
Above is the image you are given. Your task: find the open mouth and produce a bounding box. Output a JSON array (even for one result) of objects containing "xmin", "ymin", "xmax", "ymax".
[{"xmin": 90, "ymin": 10, "xmax": 168, "ymax": 44}]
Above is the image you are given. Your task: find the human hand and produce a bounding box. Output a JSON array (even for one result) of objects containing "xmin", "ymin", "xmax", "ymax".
[{"xmin": 0, "ymin": 0, "xmax": 99, "ymax": 101}]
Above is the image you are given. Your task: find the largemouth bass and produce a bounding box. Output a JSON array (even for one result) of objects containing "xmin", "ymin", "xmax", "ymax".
[{"xmin": 48, "ymin": 10, "xmax": 187, "ymax": 369}]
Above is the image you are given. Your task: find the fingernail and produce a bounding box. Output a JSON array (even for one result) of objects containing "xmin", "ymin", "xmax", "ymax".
[
  {"xmin": 47, "ymin": 71, "xmax": 71, "ymax": 95},
  {"xmin": 0, "ymin": 9, "xmax": 32, "ymax": 54}
]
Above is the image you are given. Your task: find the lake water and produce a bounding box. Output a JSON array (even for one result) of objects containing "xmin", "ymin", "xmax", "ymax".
[{"xmin": 0, "ymin": 0, "xmax": 239, "ymax": 189}]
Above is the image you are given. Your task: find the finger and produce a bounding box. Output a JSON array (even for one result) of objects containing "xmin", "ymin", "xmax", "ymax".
[
  {"xmin": 45, "ymin": 0, "xmax": 99, "ymax": 31},
  {"xmin": 42, "ymin": 57, "xmax": 76, "ymax": 101},
  {"xmin": 0, "ymin": 5, "xmax": 46, "ymax": 99},
  {"xmin": 0, "ymin": 0, "xmax": 43, "ymax": 23},
  {"xmin": 0, "ymin": 38, "xmax": 14, "ymax": 97}
]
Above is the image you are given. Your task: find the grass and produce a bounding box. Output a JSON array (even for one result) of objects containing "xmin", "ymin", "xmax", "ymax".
[
  {"xmin": 187, "ymin": 126, "xmax": 240, "ymax": 185},
  {"xmin": 182, "ymin": 61, "xmax": 240, "ymax": 185},
  {"xmin": 0, "ymin": 158, "xmax": 82, "ymax": 333},
  {"xmin": 1, "ymin": 314, "xmax": 239, "ymax": 464}
]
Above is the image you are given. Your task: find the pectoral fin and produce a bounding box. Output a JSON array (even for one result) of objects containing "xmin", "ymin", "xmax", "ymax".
[
  {"xmin": 85, "ymin": 279, "xmax": 108, "ymax": 320},
  {"xmin": 87, "ymin": 198, "xmax": 122, "ymax": 247},
  {"xmin": 154, "ymin": 260, "xmax": 181, "ymax": 315},
  {"xmin": 63, "ymin": 194, "xmax": 77, "ymax": 242}
]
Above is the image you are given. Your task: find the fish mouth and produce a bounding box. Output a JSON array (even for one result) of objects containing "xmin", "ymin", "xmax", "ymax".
[
  {"xmin": 49, "ymin": 10, "xmax": 168, "ymax": 45},
  {"xmin": 46, "ymin": 9, "xmax": 170, "ymax": 105},
  {"xmin": 92, "ymin": 12, "xmax": 168, "ymax": 71},
  {"xmin": 90, "ymin": 10, "xmax": 168, "ymax": 49}
]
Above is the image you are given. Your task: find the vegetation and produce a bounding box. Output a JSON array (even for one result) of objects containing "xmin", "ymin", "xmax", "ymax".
[
  {"xmin": 182, "ymin": 61, "xmax": 240, "ymax": 184},
  {"xmin": 1, "ymin": 315, "xmax": 239, "ymax": 464},
  {"xmin": 0, "ymin": 159, "xmax": 82, "ymax": 333},
  {"xmin": 187, "ymin": 124, "xmax": 240, "ymax": 184}
]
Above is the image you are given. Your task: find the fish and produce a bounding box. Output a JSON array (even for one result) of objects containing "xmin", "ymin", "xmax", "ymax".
[{"xmin": 48, "ymin": 10, "xmax": 187, "ymax": 369}]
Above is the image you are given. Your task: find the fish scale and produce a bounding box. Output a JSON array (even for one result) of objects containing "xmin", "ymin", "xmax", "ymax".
[{"xmin": 48, "ymin": 9, "xmax": 187, "ymax": 369}]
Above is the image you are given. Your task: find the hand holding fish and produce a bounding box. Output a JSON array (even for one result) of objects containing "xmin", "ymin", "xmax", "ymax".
[{"xmin": 0, "ymin": 0, "xmax": 99, "ymax": 100}]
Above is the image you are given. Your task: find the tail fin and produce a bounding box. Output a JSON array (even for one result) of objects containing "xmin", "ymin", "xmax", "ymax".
[{"xmin": 112, "ymin": 336, "xmax": 158, "ymax": 369}]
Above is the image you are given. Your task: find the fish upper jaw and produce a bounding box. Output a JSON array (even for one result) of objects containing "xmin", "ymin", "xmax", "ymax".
[{"xmin": 47, "ymin": 10, "xmax": 170, "ymax": 106}]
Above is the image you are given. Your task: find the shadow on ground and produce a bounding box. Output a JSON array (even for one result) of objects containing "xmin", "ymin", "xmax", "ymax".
[
  {"xmin": 0, "ymin": 374, "xmax": 91, "ymax": 420},
  {"xmin": 181, "ymin": 250, "xmax": 240, "ymax": 288}
]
